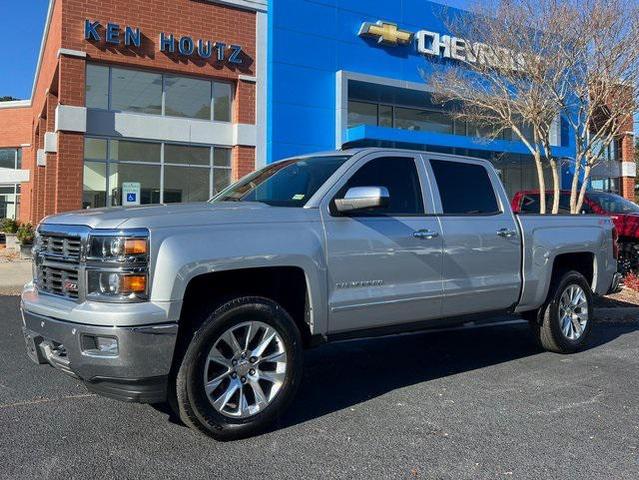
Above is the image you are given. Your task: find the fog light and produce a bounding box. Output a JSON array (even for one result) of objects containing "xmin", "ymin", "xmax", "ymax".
[
  {"xmin": 96, "ymin": 336, "xmax": 119, "ymax": 355},
  {"xmin": 81, "ymin": 335, "xmax": 119, "ymax": 356}
]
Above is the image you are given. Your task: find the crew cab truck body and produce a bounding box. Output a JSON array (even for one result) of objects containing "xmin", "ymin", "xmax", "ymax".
[{"xmin": 21, "ymin": 148, "xmax": 621, "ymax": 440}]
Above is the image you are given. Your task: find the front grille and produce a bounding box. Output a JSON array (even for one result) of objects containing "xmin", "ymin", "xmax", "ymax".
[
  {"xmin": 41, "ymin": 235, "xmax": 82, "ymax": 261},
  {"xmin": 37, "ymin": 265, "xmax": 80, "ymax": 299},
  {"xmin": 35, "ymin": 228, "xmax": 87, "ymax": 301}
]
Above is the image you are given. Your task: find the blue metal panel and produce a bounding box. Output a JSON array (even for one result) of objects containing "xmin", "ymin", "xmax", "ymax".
[{"xmin": 267, "ymin": 0, "xmax": 579, "ymax": 184}]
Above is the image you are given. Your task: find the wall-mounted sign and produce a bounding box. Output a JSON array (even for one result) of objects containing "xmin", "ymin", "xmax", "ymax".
[
  {"xmin": 84, "ymin": 20, "xmax": 244, "ymax": 65},
  {"xmin": 358, "ymin": 20, "xmax": 524, "ymax": 72},
  {"xmin": 122, "ymin": 182, "xmax": 141, "ymax": 206}
]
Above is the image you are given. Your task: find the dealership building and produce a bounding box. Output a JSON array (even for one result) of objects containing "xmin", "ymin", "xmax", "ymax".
[{"xmin": 0, "ymin": 0, "xmax": 635, "ymax": 223}]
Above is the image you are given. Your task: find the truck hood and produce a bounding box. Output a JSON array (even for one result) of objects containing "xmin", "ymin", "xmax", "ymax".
[{"xmin": 41, "ymin": 202, "xmax": 319, "ymax": 230}]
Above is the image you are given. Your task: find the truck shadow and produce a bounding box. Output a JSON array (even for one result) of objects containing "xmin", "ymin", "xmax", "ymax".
[
  {"xmin": 270, "ymin": 317, "xmax": 639, "ymax": 432},
  {"xmin": 151, "ymin": 317, "xmax": 638, "ymax": 435}
]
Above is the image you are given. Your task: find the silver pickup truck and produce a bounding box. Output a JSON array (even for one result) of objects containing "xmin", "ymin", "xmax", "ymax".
[{"xmin": 21, "ymin": 148, "xmax": 621, "ymax": 440}]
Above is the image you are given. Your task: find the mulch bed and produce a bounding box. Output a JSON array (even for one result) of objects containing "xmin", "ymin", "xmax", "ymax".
[{"xmin": 595, "ymin": 287, "xmax": 639, "ymax": 308}]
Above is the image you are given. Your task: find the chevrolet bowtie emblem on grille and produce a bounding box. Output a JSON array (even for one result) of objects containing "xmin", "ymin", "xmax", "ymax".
[{"xmin": 358, "ymin": 21, "xmax": 414, "ymax": 46}]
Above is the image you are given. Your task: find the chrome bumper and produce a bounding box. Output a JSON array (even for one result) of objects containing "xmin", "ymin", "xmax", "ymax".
[{"xmin": 21, "ymin": 308, "xmax": 178, "ymax": 403}]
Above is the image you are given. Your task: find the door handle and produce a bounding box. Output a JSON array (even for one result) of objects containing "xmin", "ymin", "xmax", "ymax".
[
  {"xmin": 497, "ymin": 228, "xmax": 517, "ymax": 238},
  {"xmin": 413, "ymin": 229, "xmax": 439, "ymax": 240}
]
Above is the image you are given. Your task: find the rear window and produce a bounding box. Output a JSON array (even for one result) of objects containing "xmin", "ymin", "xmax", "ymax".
[
  {"xmin": 430, "ymin": 160, "xmax": 500, "ymax": 215},
  {"xmin": 519, "ymin": 194, "xmax": 593, "ymax": 214},
  {"xmin": 588, "ymin": 192, "xmax": 639, "ymax": 214}
]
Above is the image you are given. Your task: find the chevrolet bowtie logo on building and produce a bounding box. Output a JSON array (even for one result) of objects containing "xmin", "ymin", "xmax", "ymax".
[{"xmin": 358, "ymin": 21, "xmax": 414, "ymax": 46}]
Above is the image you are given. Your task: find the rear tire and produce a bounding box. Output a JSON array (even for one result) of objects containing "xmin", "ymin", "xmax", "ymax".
[
  {"xmin": 174, "ymin": 296, "xmax": 303, "ymax": 440},
  {"xmin": 529, "ymin": 271, "xmax": 593, "ymax": 354}
]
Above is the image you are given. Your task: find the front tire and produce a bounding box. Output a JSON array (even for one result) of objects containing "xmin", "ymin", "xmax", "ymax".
[
  {"xmin": 529, "ymin": 271, "xmax": 593, "ymax": 354},
  {"xmin": 175, "ymin": 296, "xmax": 303, "ymax": 440}
]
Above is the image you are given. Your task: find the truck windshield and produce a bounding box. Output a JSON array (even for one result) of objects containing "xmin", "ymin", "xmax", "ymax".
[
  {"xmin": 211, "ymin": 155, "xmax": 350, "ymax": 207},
  {"xmin": 589, "ymin": 192, "xmax": 639, "ymax": 214}
]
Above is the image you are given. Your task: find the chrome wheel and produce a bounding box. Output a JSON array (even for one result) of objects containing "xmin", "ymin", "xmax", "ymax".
[
  {"xmin": 203, "ymin": 321, "xmax": 287, "ymax": 418},
  {"xmin": 558, "ymin": 284, "xmax": 589, "ymax": 340}
]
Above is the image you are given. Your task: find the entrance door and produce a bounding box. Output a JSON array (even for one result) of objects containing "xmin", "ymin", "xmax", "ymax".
[{"xmin": 322, "ymin": 153, "xmax": 444, "ymax": 334}]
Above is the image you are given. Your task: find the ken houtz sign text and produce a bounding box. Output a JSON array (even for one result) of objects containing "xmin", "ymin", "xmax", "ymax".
[
  {"xmin": 84, "ymin": 20, "xmax": 244, "ymax": 65},
  {"xmin": 359, "ymin": 20, "xmax": 525, "ymax": 72}
]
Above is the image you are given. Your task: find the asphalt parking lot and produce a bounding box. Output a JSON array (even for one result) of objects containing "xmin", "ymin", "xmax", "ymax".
[{"xmin": 1, "ymin": 294, "xmax": 638, "ymax": 480}]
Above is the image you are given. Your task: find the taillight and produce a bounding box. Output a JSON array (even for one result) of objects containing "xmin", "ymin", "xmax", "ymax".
[{"xmin": 612, "ymin": 226, "xmax": 619, "ymax": 260}]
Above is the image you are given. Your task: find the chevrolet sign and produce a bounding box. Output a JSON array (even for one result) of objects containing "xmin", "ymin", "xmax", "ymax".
[{"xmin": 358, "ymin": 20, "xmax": 525, "ymax": 72}]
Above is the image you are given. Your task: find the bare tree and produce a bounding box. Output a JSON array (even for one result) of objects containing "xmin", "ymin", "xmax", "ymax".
[
  {"xmin": 546, "ymin": 0, "xmax": 639, "ymax": 213},
  {"xmin": 427, "ymin": 0, "xmax": 572, "ymax": 213},
  {"xmin": 426, "ymin": 0, "xmax": 639, "ymax": 214}
]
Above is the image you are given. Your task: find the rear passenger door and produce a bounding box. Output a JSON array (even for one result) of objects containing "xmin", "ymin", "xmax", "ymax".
[{"xmin": 427, "ymin": 157, "xmax": 522, "ymax": 316}]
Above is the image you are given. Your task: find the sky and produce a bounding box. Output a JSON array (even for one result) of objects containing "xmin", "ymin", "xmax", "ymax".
[{"xmin": 0, "ymin": 0, "xmax": 472, "ymax": 100}]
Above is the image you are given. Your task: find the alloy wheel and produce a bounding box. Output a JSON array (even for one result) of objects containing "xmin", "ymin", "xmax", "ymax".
[
  {"xmin": 558, "ymin": 284, "xmax": 589, "ymax": 341},
  {"xmin": 203, "ymin": 321, "xmax": 287, "ymax": 418}
]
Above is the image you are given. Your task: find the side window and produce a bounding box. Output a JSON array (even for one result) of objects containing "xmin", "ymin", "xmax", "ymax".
[
  {"xmin": 431, "ymin": 160, "xmax": 500, "ymax": 215},
  {"xmin": 336, "ymin": 156, "xmax": 424, "ymax": 215}
]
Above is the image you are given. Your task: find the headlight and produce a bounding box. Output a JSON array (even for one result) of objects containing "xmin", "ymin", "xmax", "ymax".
[
  {"xmin": 86, "ymin": 229, "xmax": 150, "ymax": 302},
  {"xmin": 88, "ymin": 232, "xmax": 149, "ymax": 263}
]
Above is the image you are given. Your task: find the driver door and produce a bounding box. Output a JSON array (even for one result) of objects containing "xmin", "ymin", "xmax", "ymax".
[{"xmin": 321, "ymin": 152, "xmax": 444, "ymax": 334}]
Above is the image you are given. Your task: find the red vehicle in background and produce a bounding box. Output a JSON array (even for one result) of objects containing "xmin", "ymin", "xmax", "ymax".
[{"xmin": 512, "ymin": 190, "xmax": 639, "ymax": 274}]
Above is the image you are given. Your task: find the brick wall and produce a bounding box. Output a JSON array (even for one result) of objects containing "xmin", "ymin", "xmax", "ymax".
[
  {"xmin": 1, "ymin": 0, "xmax": 258, "ymax": 224},
  {"xmin": 233, "ymin": 146, "xmax": 256, "ymax": 181},
  {"xmin": 0, "ymin": 107, "xmax": 32, "ymax": 148},
  {"xmin": 619, "ymin": 112, "xmax": 636, "ymax": 201}
]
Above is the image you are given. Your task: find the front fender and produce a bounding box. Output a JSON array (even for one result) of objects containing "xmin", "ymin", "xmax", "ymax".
[{"xmin": 148, "ymin": 222, "xmax": 329, "ymax": 334}]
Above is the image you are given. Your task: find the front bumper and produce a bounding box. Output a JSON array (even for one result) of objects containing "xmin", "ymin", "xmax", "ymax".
[{"xmin": 21, "ymin": 307, "xmax": 178, "ymax": 403}]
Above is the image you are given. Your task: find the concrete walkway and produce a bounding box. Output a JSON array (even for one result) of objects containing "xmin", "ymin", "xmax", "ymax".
[{"xmin": 0, "ymin": 261, "xmax": 32, "ymax": 295}]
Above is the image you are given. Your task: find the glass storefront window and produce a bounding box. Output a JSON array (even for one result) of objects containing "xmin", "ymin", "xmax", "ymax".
[
  {"xmin": 214, "ymin": 168, "xmax": 232, "ymax": 195},
  {"xmin": 82, "ymin": 139, "xmax": 233, "ymax": 208},
  {"xmin": 83, "ymin": 162, "xmax": 107, "ymax": 209},
  {"xmin": 348, "ymin": 101, "xmax": 378, "ymax": 128},
  {"xmin": 109, "ymin": 163, "xmax": 162, "ymax": 206},
  {"xmin": 110, "ymin": 140, "xmax": 161, "ymax": 163},
  {"xmin": 165, "ymin": 144, "xmax": 210, "ymax": 166},
  {"xmin": 213, "ymin": 82, "xmax": 232, "ymax": 122},
  {"xmin": 214, "ymin": 148, "xmax": 231, "ymax": 167},
  {"xmin": 85, "ymin": 64, "xmax": 233, "ymax": 122},
  {"xmin": 0, "ymin": 148, "xmax": 17, "ymax": 169},
  {"xmin": 213, "ymin": 148, "xmax": 232, "ymax": 194},
  {"xmin": 85, "ymin": 64, "xmax": 109, "ymax": 110},
  {"xmin": 165, "ymin": 75, "xmax": 212, "ymax": 120},
  {"xmin": 111, "ymin": 68, "xmax": 163, "ymax": 115},
  {"xmin": 84, "ymin": 138, "xmax": 107, "ymax": 160},
  {"xmin": 164, "ymin": 166, "xmax": 211, "ymax": 203},
  {"xmin": 394, "ymin": 107, "xmax": 453, "ymax": 134},
  {"xmin": 379, "ymin": 105, "xmax": 393, "ymax": 127}
]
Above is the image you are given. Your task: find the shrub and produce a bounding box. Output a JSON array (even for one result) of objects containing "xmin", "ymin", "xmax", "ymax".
[
  {"xmin": 624, "ymin": 273, "xmax": 639, "ymax": 292},
  {"xmin": 1, "ymin": 218, "xmax": 19, "ymax": 234},
  {"xmin": 16, "ymin": 223, "xmax": 35, "ymax": 245}
]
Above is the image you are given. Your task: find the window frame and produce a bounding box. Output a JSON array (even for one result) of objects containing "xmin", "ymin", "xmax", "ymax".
[
  {"xmin": 85, "ymin": 63, "xmax": 234, "ymax": 123},
  {"xmin": 425, "ymin": 156, "xmax": 506, "ymax": 217},
  {"xmin": 82, "ymin": 136, "xmax": 233, "ymax": 208},
  {"xmin": 0, "ymin": 147, "xmax": 22, "ymax": 219},
  {"xmin": 324, "ymin": 151, "xmax": 433, "ymax": 218}
]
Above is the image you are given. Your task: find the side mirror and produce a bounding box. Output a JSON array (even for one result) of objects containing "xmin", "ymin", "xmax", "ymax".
[{"xmin": 334, "ymin": 186, "xmax": 390, "ymax": 214}]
